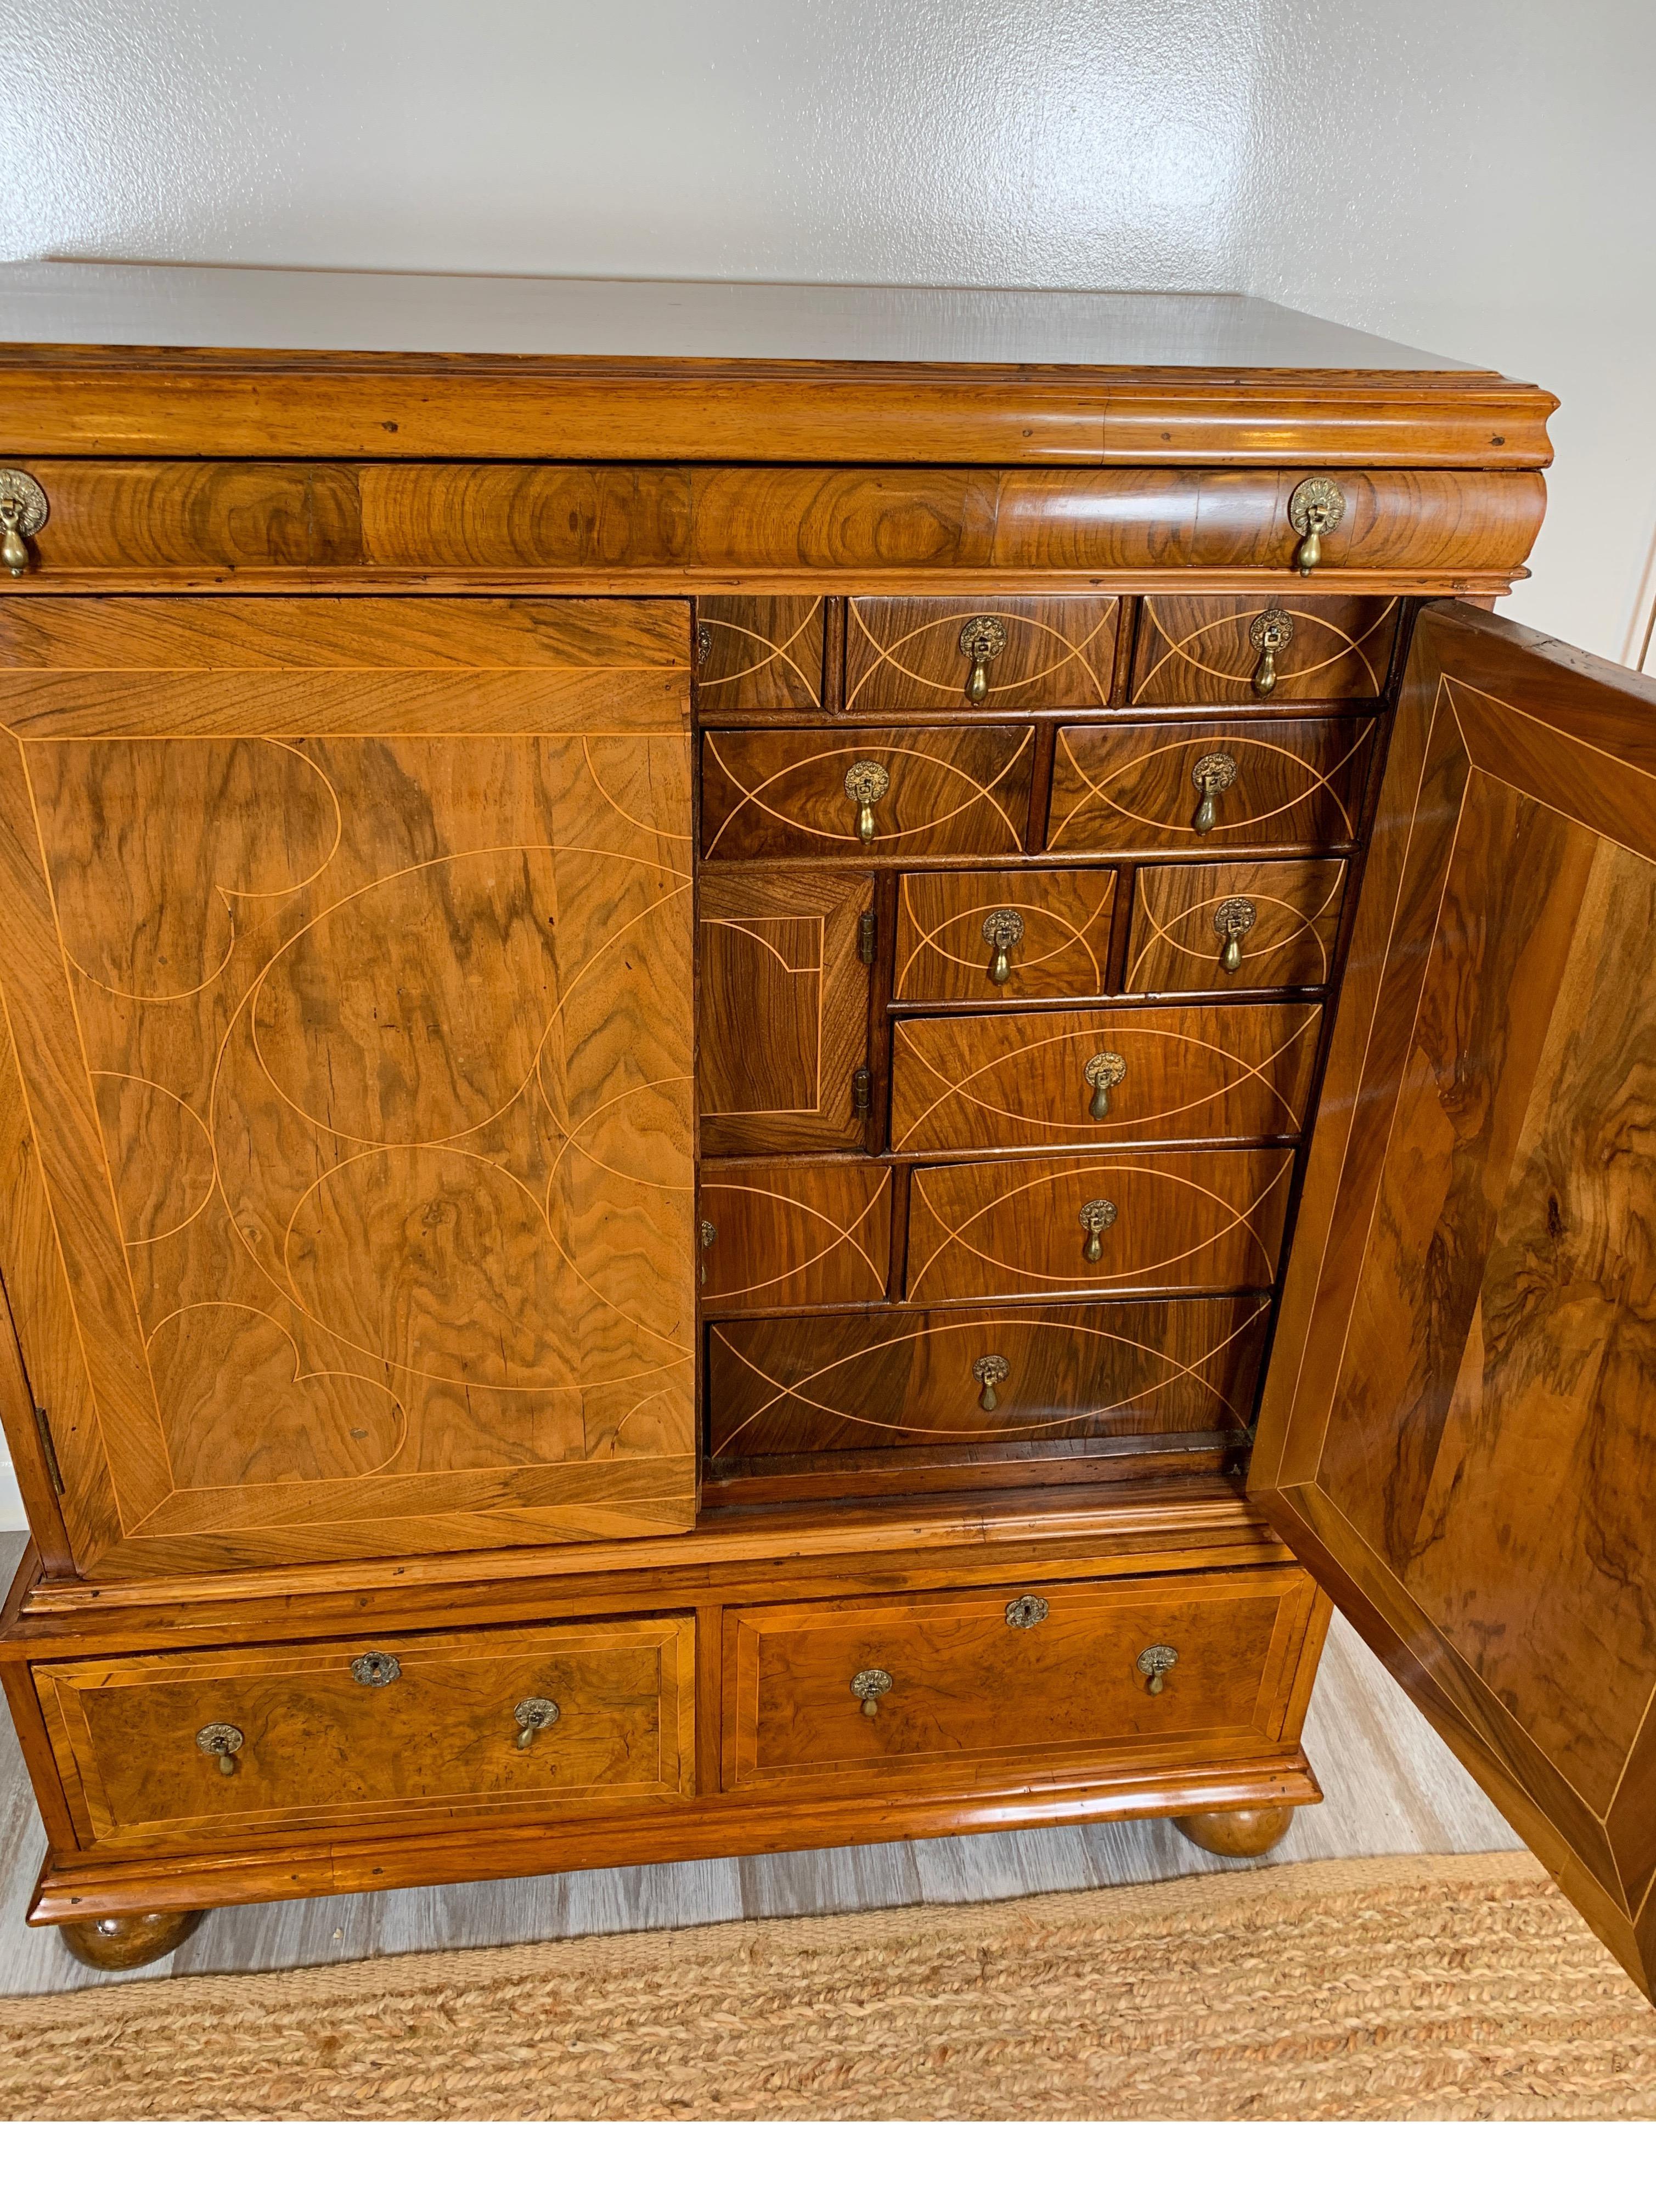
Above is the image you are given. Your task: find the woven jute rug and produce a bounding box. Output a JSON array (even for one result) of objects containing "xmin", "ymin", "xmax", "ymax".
[{"xmin": 3, "ymin": 1851, "xmax": 1655, "ymax": 2120}]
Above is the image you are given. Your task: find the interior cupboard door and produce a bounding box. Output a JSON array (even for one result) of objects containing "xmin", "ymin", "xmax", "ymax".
[
  {"xmin": 1251, "ymin": 601, "xmax": 1656, "ymax": 2000},
  {"xmin": 0, "ymin": 597, "xmax": 697, "ymax": 1575}
]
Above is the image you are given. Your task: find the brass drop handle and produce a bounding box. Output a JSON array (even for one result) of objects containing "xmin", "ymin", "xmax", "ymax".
[
  {"xmin": 1190, "ymin": 752, "xmax": 1237, "ymax": 836},
  {"xmin": 844, "ymin": 759, "xmax": 890, "ymax": 843},
  {"xmin": 1213, "ymin": 896, "xmax": 1257, "ymax": 977},
  {"xmin": 1137, "ymin": 1644, "xmax": 1179, "ymax": 1696},
  {"xmin": 1249, "ymin": 608, "xmax": 1294, "ymax": 697},
  {"xmin": 1078, "ymin": 1197, "xmax": 1117, "ymax": 1263},
  {"xmin": 514, "ymin": 1695, "xmax": 560, "ymax": 1751},
  {"xmin": 851, "ymin": 1667, "xmax": 893, "ymax": 1718},
  {"xmin": 972, "ymin": 1352, "xmax": 1009, "ymax": 1412},
  {"xmin": 0, "ymin": 470, "xmax": 47, "ymax": 580},
  {"xmin": 1289, "ymin": 476, "xmax": 1346, "ymax": 573},
  {"xmin": 196, "ymin": 1722, "xmax": 245, "ymax": 1777},
  {"xmin": 981, "ymin": 907, "xmax": 1024, "ymax": 986},
  {"xmin": 959, "ymin": 614, "xmax": 1007, "ymax": 706},
  {"xmin": 1084, "ymin": 1049, "xmax": 1126, "ymax": 1120}
]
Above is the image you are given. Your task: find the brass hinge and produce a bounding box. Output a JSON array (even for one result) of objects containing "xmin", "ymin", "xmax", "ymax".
[
  {"xmin": 852, "ymin": 1065, "xmax": 872, "ymax": 1116},
  {"xmin": 858, "ymin": 909, "xmax": 877, "ymax": 964},
  {"xmin": 34, "ymin": 1404, "xmax": 64, "ymax": 1497}
]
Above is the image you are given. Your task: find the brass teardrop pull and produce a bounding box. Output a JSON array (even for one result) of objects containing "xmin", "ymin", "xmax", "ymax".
[
  {"xmin": 1190, "ymin": 751, "xmax": 1237, "ymax": 835},
  {"xmin": 959, "ymin": 615, "xmax": 1007, "ymax": 706},
  {"xmin": 1212, "ymin": 895, "xmax": 1257, "ymax": 977},
  {"xmin": 195, "ymin": 1722, "xmax": 245, "ymax": 1778},
  {"xmin": 844, "ymin": 759, "xmax": 890, "ymax": 843},
  {"xmin": 1249, "ymin": 608, "xmax": 1294, "ymax": 697},
  {"xmin": 972, "ymin": 1352, "xmax": 1009, "ymax": 1412},
  {"xmin": 0, "ymin": 470, "xmax": 47, "ymax": 580},
  {"xmin": 851, "ymin": 1666, "xmax": 893, "ymax": 1718},
  {"xmin": 1137, "ymin": 1644, "xmax": 1179, "ymax": 1696},
  {"xmin": 981, "ymin": 907, "xmax": 1024, "ymax": 986},
  {"xmin": 513, "ymin": 1695, "xmax": 560, "ymax": 1750},
  {"xmin": 1084, "ymin": 1049, "xmax": 1126, "ymax": 1120},
  {"xmin": 1078, "ymin": 1197, "xmax": 1117, "ymax": 1262},
  {"xmin": 1288, "ymin": 476, "xmax": 1346, "ymax": 573}
]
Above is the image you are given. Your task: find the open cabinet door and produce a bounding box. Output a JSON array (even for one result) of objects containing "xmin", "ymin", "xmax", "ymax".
[{"xmin": 1251, "ymin": 601, "xmax": 1656, "ymax": 1999}]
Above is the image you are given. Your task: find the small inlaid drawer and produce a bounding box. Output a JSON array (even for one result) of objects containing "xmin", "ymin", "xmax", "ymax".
[
  {"xmin": 844, "ymin": 595, "xmax": 1120, "ymax": 713},
  {"xmin": 1047, "ymin": 717, "xmax": 1376, "ymax": 854},
  {"xmin": 707, "ymin": 1295, "xmax": 1269, "ymax": 1457},
  {"xmin": 701, "ymin": 726, "xmax": 1035, "ymax": 859},
  {"xmin": 889, "ymin": 1002, "xmax": 1322, "ymax": 1154},
  {"xmin": 722, "ymin": 1565, "xmax": 1319, "ymax": 1790},
  {"xmin": 700, "ymin": 1160, "xmax": 893, "ymax": 1311},
  {"xmin": 893, "ymin": 867, "xmax": 1118, "ymax": 1003},
  {"xmin": 905, "ymin": 1148, "xmax": 1295, "ymax": 1303},
  {"xmin": 695, "ymin": 595, "xmax": 825, "ymax": 709},
  {"xmin": 34, "ymin": 1618, "xmax": 697, "ymax": 1849},
  {"xmin": 1130, "ymin": 595, "xmax": 1402, "ymax": 707},
  {"xmin": 1126, "ymin": 858, "xmax": 1347, "ymax": 995}
]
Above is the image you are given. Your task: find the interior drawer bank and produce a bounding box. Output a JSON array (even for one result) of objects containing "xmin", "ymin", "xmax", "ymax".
[
  {"xmin": 722, "ymin": 1566, "xmax": 1322, "ymax": 1791},
  {"xmin": 35, "ymin": 1618, "xmax": 697, "ymax": 1850}
]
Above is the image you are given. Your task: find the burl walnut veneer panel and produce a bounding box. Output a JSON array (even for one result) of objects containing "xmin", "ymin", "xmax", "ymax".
[
  {"xmin": 1048, "ymin": 719, "xmax": 1377, "ymax": 855},
  {"xmin": 701, "ymin": 726, "xmax": 1035, "ymax": 860},
  {"xmin": 699, "ymin": 1161, "xmax": 893, "ymax": 1312},
  {"xmin": 893, "ymin": 868, "xmax": 1119, "ymax": 1004},
  {"xmin": 1126, "ymin": 859, "xmax": 1348, "ymax": 995},
  {"xmin": 695, "ymin": 596, "xmax": 825, "ymax": 710},
  {"xmin": 844, "ymin": 596, "xmax": 1119, "ymax": 712},
  {"xmin": 1131, "ymin": 596, "xmax": 1402, "ymax": 707}
]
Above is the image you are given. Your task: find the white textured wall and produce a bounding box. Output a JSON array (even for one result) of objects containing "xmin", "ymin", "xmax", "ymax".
[{"xmin": 0, "ymin": 0, "xmax": 1652, "ymax": 1530}]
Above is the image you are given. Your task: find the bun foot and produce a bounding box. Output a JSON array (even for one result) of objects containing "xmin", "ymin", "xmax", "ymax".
[
  {"xmin": 58, "ymin": 1909, "xmax": 205, "ymax": 1971},
  {"xmin": 1174, "ymin": 1804, "xmax": 1295, "ymax": 1859}
]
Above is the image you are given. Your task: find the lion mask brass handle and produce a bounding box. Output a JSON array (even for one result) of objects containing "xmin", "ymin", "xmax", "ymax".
[
  {"xmin": 1078, "ymin": 1197, "xmax": 1117, "ymax": 1262},
  {"xmin": 1190, "ymin": 751, "xmax": 1237, "ymax": 836},
  {"xmin": 196, "ymin": 1722, "xmax": 245, "ymax": 1777},
  {"xmin": 1137, "ymin": 1644, "xmax": 1179, "ymax": 1696},
  {"xmin": 959, "ymin": 614, "xmax": 1006, "ymax": 706},
  {"xmin": 1212, "ymin": 896, "xmax": 1257, "ymax": 977},
  {"xmin": 514, "ymin": 1696, "xmax": 560, "ymax": 1750},
  {"xmin": 1289, "ymin": 476, "xmax": 1346, "ymax": 573},
  {"xmin": 981, "ymin": 907, "xmax": 1024, "ymax": 986},
  {"xmin": 851, "ymin": 1667, "xmax": 893, "ymax": 1718},
  {"xmin": 1084, "ymin": 1049, "xmax": 1126, "ymax": 1120},
  {"xmin": 844, "ymin": 759, "xmax": 890, "ymax": 843},
  {"xmin": 0, "ymin": 470, "xmax": 47, "ymax": 580},
  {"xmin": 1249, "ymin": 609, "xmax": 1294, "ymax": 697},
  {"xmin": 972, "ymin": 1351, "xmax": 1009, "ymax": 1411}
]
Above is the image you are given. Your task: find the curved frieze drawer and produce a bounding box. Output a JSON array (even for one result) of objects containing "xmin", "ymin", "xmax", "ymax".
[
  {"xmin": 844, "ymin": 595, "xmax": 1120, "ymax": 713},
  {"xmin": 695, "ymin": 595, "xmax": 825, "ymax": 710},
  {"xmin": 894, "ymin": 867, "xmax": 1119, "ymax": 1003},
  {"xmin": 1125, "ymin": 858, "xmax": 1348, "ymax": 995},
  {"xmin": 904, "ymin": 1148, "xmax": 1295, "ymax": 1303},
  {"xmin": 889, "ymin": 1002, "xmax": 1323, "ymax": 1154},
  {"xmin": 1047, "ymin": 718, "xmax": 1376, "ymax": 854},
  {"xmin": 700, "ymin": 1161, "xmax": 893, "ymax": 1312},
  {"xmin": 701, "ymin": 726, "xmax": 1035, "ymax": 860},
  {"xmin": 707, "ymin": 1296, "xmax": 1270, "ymax": 1458},
  {"xmin": 1131, "ymin": 595, "xmax": 1402, "ymax": 707}
]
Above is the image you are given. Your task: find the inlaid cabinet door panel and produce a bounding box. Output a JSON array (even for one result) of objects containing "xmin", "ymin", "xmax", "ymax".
[
  {"xmin": 695, "ymin": 595, "xmax": 825, "ymax": 710},
  {"xmin": 890, "ymin": 1003, "xmax": 1322, "ymax": 1154},
  {"xmin": 1131, "ymin": 595, "xmax": 1402, "ymax": 707},
  {"xmin": 699, "ymin": 1161, "xmax": 892, "ymax": 1311},
  {"xmin": 845, "ymin": 595, "xmax": 1120, "ymax": 713},
  {"xmin": 1126, "ymin": 859, "xmax": 1347, "ymax": 995},
  {"xmin": 699, "ymin": 868, "xmax": 874, "ymax": 1155},
  {"xmin": 1252, "ymin": 601, "xmax": 1656, "ymax": 2002},
  {"xmin": 905, "ymin": 1148, "xmax": 1294, "ymax": 1302},
  {"xmin": 701, "ymin": 726, "xmax": 1034, "ymax": 859},
  {"xmin": 0, "ymin": 596, "xmax": 697, "ymax": 1576},
  {"xmin": 708, "ymin": 1297, "xmax": 1270, "ymax": 1457},
  {"xmin": 1048, "ymin": 718, "xmax": 1376, "ymax": 854},
  {"xmin": 893, "ymin": 867, "xmax": 1118, "ymax": 1003}
]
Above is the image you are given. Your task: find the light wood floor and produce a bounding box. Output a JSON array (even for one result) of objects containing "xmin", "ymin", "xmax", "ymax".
[{"xmin": 0, "ymin": 1533, "xmax": 1520, "ymax": 1996}]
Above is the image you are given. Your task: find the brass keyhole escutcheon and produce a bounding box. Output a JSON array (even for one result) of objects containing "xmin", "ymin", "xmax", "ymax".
[
  {"xmin": 0, "ymin": 470, "xmax": 47, "ymax": 579},
  {"xmin": 959, "ymin": 614, "xmax": 1007, "ymax": 706},
  {"xmin": 513, "ymin": 1696, "xmax": 560, "ymax": 1751},
  {"xmin": 1084, "ymin": 1048, "xmax": 1126, "ymax": 1120},
  {"xmin": 1190, "ymin": 751, "xmax": 1237, "ymax": 835},
  {"xmin": 972, "ymin": 1352, "xmax": 1009, "ymax": 1412},
  {"xmin": 1249, "ymin": 608, "xmax": 1294, "ymax": 697},
  {"xmin": 1212, "ymin": 895, "xmax": 1257, "ymax": 977},
  {"xmin": 851, "ymin": 1666, "xmax": 893, "ymax": 1718},
  {"xmin": 1005, "ymin": 1594, "xmax": 1049, "ymax": 1630},
  {"xmin": 195, "ymin": 1722, "xmax": 245, "ymax": 1777},
  {"xmin": 696, "ymin": 622, "xmax": 713, "ymax": 666},
  {"xmin": 844, "ymin": 758, "xmax": 891, "ymax": 843},
  {"xmin": 1137, "ymin": 1643, "xmax": 1179, "ymax": 1696},
  {"xmin": 981, "ymin": 907, "xmax": 1025, "ymax": 986},
  {"xmin": 1078, "ymin": 1197, "xmax": 1117, "ymax": 1263},
  {"xmin": 350, "ymin": 1650, "xmax": 402, "ymax": 1689},
  {"xmin": 1288, "ymin": 476, "xmax": 1346, "ymax": 573}
]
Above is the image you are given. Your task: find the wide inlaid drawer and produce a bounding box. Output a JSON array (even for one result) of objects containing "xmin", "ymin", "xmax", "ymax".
[
  {"xmin": 700, "ymin": 1160, "xmax": 893, "ymax": 1311},
  {"xmin": 890, "ymin": 1003, "xmax": 1322, "ymax": 1153},
  {"xmin": 1131, "ymin": 595, "xmax": 1402, "ymax": 707},
  {"xmin": 894, "ymin": 866, "xmax": 1118, "ymax": 1002},
  {"xmin": 1125, "ymin": 858, "xmax": 1347, "ymax": 995},
  {"xmin": 844, "ymin": 595, "xmax": 1120, "ymax": 713},
  {"xmin": 695, "ymin": 595, "xmax": 825, "ymax": 709},
  {"xmin": 35, "ymin": 1618, "xmax": 697, "ymax": 1848},
  {"xmin": 905, "ymin": 1148, "xmax": 1295, "ymax": 1302},
  {"xmin": 1048, "ymin": 717, "xmax": 1376, "ymax": 854},
  {"xmin": 707, "ymin": 1296, "xmax": 1269, "ymax": 1457},
  {"xmin": 702, "ymin": 726, "xmax": 1035, "ymax": 859},
  {"xmin": 722, "ymin": 1565, "xmax": 1319, "ymax": 1790}
]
